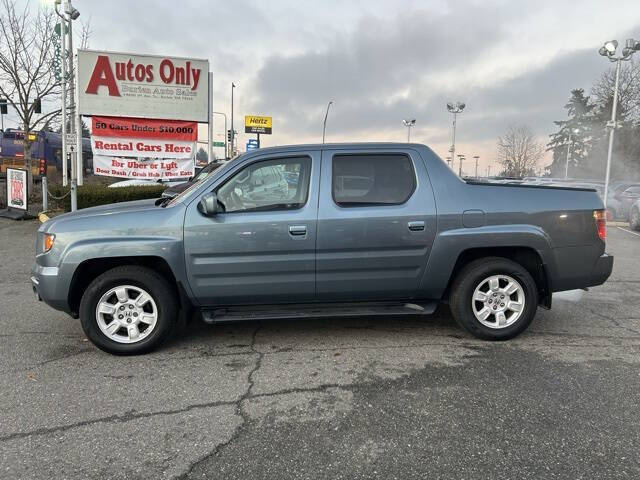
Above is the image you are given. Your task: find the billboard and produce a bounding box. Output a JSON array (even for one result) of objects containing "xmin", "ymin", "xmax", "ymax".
[
  {"xmin": 77, "ymin": 50, "xmax": 209, "ymax": 122},
  {"xmin": 245, "ymin": 115, "xmax": 272, "ymax": 134}
]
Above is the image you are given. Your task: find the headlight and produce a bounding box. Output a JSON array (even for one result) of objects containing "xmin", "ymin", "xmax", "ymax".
[{"xmin": 43, "ymin": 233, "xmax": 55, "ymax": 252}]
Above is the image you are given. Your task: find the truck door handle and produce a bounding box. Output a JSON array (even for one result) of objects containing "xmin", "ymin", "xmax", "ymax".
[
  {"xmin": 408, "ymin": 221, "xmax": 425, "ymax": 231},
  {"xmin": 288, "ymin": 225, "xmax": 307, "ymax": 236}
]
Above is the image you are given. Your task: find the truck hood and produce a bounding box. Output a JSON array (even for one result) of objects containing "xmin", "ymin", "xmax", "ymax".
[{"xmin": 41, "ymin": 199, "xmax": 163, "ymax": 232}]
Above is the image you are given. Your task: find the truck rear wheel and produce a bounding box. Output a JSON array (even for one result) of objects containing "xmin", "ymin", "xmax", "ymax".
[
  {"xmin": 79, "ymin": 266, "xmax": 178, "ymax": 355},
  {"xmin": 450, "ymin": 257, "xmax": 538, "ymax": 340}
]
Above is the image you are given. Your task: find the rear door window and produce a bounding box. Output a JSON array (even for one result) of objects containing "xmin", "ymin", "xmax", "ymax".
[{"xmin": 332, "ymin": 154, "xmax": 416, "ymax": 206}]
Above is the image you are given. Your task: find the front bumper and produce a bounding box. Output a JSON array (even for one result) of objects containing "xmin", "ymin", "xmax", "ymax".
[
  {"xmin": 589, "ymin": 253, "xmax": 614, "ymax": 287},
  {"xmin": 30, "ymin": 263, "xmax": 71, "ymax": 314}
]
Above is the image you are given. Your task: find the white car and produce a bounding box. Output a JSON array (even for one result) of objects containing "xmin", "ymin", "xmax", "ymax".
[{"xmin": 107, "ymin": 178, "xmax": 190, "ymax": 188}]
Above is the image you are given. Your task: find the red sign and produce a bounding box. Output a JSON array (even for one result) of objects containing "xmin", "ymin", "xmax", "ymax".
[
  {"xmin": 92, "ymin": 116, "xmax": 197, "ymax": 141},
  {"xmin": 85, "ymin": 56, "xmax": 202, "ymax": 97}
]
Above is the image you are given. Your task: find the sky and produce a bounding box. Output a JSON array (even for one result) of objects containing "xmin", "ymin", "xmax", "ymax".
[{"xmin": 15, "ymin": 0, "xmax": 640, "ymax": 173}]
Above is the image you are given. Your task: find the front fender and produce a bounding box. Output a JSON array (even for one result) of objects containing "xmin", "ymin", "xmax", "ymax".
[{"xmin": 420, "ymin": 224, "xmax": 554, "ymax": 299}]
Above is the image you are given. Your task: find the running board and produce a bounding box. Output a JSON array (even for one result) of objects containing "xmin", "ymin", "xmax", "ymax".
[{"xmin": 201, "ymin": 301, "xmax": 438, "ymax": 324}]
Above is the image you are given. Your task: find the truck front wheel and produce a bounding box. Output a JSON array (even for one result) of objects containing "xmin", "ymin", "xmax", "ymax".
[
  {"xmin": 79, "ymin": 266, "xmax": 178, "ymax": 355},
  {"xmin": 450, "ymin": 257, "xmax": 538, "ymax": 340}
]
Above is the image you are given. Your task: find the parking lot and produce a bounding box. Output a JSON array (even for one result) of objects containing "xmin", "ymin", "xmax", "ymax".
[{"xmin": 1, "ymin": 218, "xmax": 639, "ymax": 479}]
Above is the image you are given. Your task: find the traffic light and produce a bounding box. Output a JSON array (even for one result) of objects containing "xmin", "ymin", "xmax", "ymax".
[
  {"xmin": 0, "ymin": 97, "xmax": 7, "ymax": 114},
  {"xmin": 227, "ymin": 129, "xmax": 232, "ymax": 142},
  {"xmin": 33, "ymin": 98, "xmax": 41, "ymax": 114}
]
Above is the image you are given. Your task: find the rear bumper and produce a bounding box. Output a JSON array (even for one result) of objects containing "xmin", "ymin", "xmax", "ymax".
[{"xmin": 589, "ymin": 253, "xmax": 614, "ymax": 287}]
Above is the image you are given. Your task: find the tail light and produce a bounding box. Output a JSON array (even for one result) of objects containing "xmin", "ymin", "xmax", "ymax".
[{"xmin": 594, "ymin": 210, "xmax": 606, "ymax": 241}]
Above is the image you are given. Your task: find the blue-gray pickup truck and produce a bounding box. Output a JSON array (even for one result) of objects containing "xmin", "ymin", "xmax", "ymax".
[{"xmin": 32, "ymin": 143, "xmax": 613, "ymax": 355}]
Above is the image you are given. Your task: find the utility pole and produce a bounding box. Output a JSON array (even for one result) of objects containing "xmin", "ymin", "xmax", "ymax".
[{"xmin": 473, "ymin": 155, "xmax": 479, "ymax": 178}]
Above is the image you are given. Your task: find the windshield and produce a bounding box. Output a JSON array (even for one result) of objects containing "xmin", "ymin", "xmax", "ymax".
[{"xmin": 166, "ymin": 155, "xmax": 243, "ymax": 206}]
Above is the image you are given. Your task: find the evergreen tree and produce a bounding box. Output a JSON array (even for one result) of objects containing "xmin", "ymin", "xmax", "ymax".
[{"xmin": 546, "ymin": 89, "xmax": 594, "ymax": 178}]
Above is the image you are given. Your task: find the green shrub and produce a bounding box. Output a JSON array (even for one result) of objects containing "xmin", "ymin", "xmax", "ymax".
[{"xmin": 48, "ymin": 184, "xmax": 166, "ymax": 211}]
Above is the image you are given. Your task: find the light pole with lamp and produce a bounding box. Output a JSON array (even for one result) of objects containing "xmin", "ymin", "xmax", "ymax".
[
  {"xmin": 447, "ymin": 101, "xmax": 465, "ymax": 174},
  {"xmin": 457, "ymin": 154, "xmax": 465, "ymax": 177},
  {"xmin": 564, "ymin": 128, "xmax": 580, "ymax": 179},
  {"xmin": 598, "ymin": 38, "xmax": 639, "ymax": 208},
  {"xmin": 402, "ymin": 119, "xmax": 416, "ymax": 142}
]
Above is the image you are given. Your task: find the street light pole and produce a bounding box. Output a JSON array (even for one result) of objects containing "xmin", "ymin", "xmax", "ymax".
[
  {"xmin": 54, "ymin": 2, "xmax": 67, "ymax": 187},
  {"xmin": 447, "ymin": 102, "xmax": 465, "ymax": 174},
  {"xmin": 230, "ymin": 83, "xmax": 236, "ymax": 156},
  {"xmin": 213, "ymin": 112, "xmax": 227, "ymax": 159},
  {"xmin": 457, "ymin": 154, "xmax": 465, "ymax": 177},
  {"xmin": 598, "ymin": 38, "xmax": 639, "ymax": 208},
  {"xmin": 207, "ymin": 72, "xmax": 213, "ymax": 164},
  {"xmin": 322, "ymin": 101, "xmax": 333, "ymax": 143},
  {"xmin": 603, "ymin": 59, "xmax": 621, "ymax": 208},
  {"xmin": 564, "ymin": 130, "xmax": 577, "ymax": 179},
  {"xmin": 473, "ymin": 155, "xmax": 479, "ymax": 178},
  {"xmin": 402, "ymin": 119, "xmax": 416, "ymax": 142}
]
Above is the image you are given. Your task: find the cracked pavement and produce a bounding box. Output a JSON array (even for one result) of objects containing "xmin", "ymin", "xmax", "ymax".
[{"xmin": 1, "ymin": 219, "xmax": 639, "ymax": 479}]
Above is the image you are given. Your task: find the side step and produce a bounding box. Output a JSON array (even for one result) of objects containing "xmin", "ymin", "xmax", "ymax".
[{"xmin": 201, "ymin": 301, "xmax": 438, "ymax": 324}]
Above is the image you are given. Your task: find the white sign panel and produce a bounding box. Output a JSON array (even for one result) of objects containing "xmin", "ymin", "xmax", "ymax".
[
  {"xmin": 93, "ymin": 156, "xmax": 195, "ymax": 180},
  {"xmin": 91, "ymin": 136, "xmax": 195, "ymax": 159},
  {"xmin": 6, "ymin": 168, "xmax": 28, "ymax": 210},
  {"xmin": 77, "ymin": 49, "xmax": 209, "ymax": 122}
]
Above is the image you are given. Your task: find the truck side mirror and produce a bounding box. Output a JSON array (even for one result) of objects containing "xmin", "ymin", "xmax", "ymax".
[{"xmin": 198, "ymin": 192, "xmax": 219, "ymax": 216}]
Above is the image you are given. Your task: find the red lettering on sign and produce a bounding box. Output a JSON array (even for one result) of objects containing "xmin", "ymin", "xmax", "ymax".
[{"xmin": 85, "ymin": 55, "xmax": 121, "ymax": 96}]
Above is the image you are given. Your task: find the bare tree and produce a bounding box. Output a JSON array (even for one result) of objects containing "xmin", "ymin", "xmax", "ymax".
[
  {"xmin": 497, "ymin": 125, "xmax": 544, "ymax": 177},
  {"xmin": 591, "ymin": 59, "xmax": 640, "ymax": 122},
  {"xmin": 79, "ymin": 16, "xmax": 92, "ymax": 50},
  {"xmin": 0, "ymin": 0, "xmax": 60, "ymax": 187}
]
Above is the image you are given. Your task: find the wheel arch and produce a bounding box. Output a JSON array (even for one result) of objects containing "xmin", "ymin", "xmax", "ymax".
[
  {"xmin": 446, "ymin": 246, "xmax": 551, "ymax": 308},
  {"xmin": 68, "ymin": 256, "xmax": 193, "ymax": 318}
]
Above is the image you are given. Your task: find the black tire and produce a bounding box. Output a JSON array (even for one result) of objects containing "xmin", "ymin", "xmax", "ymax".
[
  {"xmin": 630, "ymin": 206, "xmax": 640, "ymax": 231},
  {"xmin": 450, "ymin": 257, "xmax": 538, "ymax": 341},
  {"xmin": 79, "ymin": 266, "xmax": 178, "ymax": 355}
]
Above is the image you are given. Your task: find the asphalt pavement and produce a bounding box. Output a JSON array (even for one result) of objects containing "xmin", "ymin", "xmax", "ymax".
[{"xmin": 1, "ymin": 219, "xmax": 639, "ymax": 479}]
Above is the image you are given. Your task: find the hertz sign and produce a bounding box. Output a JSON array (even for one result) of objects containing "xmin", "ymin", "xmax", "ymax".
[{"xmin": 245, "ymin": 115, "xmax": 272, "ymax": 135}]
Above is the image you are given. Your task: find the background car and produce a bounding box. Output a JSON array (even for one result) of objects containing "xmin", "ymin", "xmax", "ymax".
[
  {"xmin": 161, "ymin": 161, "xmax": 223, "ymax": 199},
  {"xmin": 617, "ymin": 185, "xmax": 640, "ymax": 220},
  {"xmin": 629, "ymin": 198, "xmax": 640, "ymax": 231}
]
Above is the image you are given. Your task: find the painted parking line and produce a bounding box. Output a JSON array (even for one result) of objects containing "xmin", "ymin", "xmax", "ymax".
[{"xmin": 617, "ymin": 226, "xmax": 640, "ymax": 237}]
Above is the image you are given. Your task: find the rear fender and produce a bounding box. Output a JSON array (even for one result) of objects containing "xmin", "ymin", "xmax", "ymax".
[{"xmin": 420, "ymin": 224, "xmax": 554, "ymax": 299}]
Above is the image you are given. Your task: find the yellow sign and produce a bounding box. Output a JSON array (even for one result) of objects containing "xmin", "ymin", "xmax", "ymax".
[{"xmin": 244, "ymin": 115, "xmax": 272, "ymax": 134}]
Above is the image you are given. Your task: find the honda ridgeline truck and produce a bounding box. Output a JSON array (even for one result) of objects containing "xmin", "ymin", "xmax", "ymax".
[{"xmin": 31, "ymin": 144, "xmax": 613, "ymax": 354}]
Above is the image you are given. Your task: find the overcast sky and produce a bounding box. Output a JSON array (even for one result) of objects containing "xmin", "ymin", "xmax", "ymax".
[{"xmin": 16, "ymin": 0, "xmax": 640, "ymax": 171}]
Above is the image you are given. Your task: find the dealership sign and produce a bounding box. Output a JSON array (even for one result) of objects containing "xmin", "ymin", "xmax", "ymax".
[
  {"xmin": 245, "ymin": 115, "xmax": 272, "ymax": 134},
  {"xmin": 6, "ymin": 168, "xmax": 28, "ymax": 210},
  {"xmin": 91, "ymin": 116, "xmax": 196, "ymax": 179},
  {"xmin": 78, "ymin": 50, "xmax": 209, "ymax": 122},
  {"xmin": 91, "ymin": 137, "xmax": 195, "ymax": 158},
  {"xmin": 93, "ymin": 156, "xmax": 194, "ymax": 180}
]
